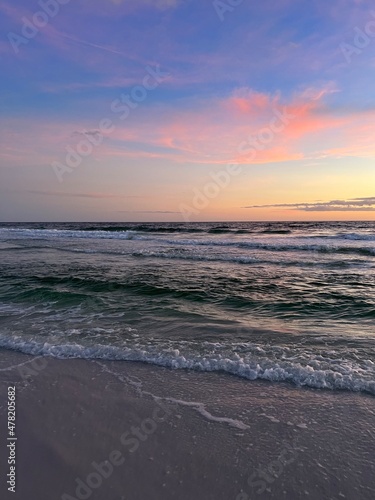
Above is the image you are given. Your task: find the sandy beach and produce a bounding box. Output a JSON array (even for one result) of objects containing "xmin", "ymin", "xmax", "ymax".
[{"xmin": 0, "ymin": 350, "xmax": 374, "ymax": 500}]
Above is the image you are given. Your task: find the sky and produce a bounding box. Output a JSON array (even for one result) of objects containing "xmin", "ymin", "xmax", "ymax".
[{"xmin": 1, "ymin": 0, "xmax": 375, "ymax": 222}]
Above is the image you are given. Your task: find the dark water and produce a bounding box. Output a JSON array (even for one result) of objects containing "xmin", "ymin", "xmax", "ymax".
[{"xmin": 0, "ymin": 221, "xmax": 374, "ymax": 393}]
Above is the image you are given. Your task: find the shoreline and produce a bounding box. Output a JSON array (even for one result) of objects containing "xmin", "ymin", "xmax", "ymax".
[{"xmin": 0, "ymin": 350, "xmax": 375, "ymax": 499}]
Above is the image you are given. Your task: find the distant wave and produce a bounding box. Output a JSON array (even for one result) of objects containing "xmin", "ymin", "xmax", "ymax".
[
  {"xmin": 0, "ymin": 334, "xmax": 374, "ymax": 395},
  {"xmin": 335, "ymin": 232, "xmax": 375, "ymax": 241},
  {"xmin": 303, "ymin": 233, "xmax": 375, "ymax": 242},
  {"xmin": 153, "ymin": 238, "xmax": 375, "ymax": 257},
  {"xmin": 14, "ymin": 245, "xmax": 356, "ymax": 268},
  {"xmin": 0, "ymin": 228, "xmax": 139, "ymax": 240},
  {"xmin": 2, "ymin": 228, "xmax": 374, "ymax": 259},
  {"xmin": 4, "ymin": 244, "xmax": 373, "ymax": 266},
  {"xmin": 132, "ymin": 250, "xmax": 365, "ymax": 269},
  {"xmin": 261, "ymin": 229, "xmax": 292, "ymax": 234},
  {"xmin": 1, "ymin": 224, "xmax": 290, "ymax": 235},
  {"xmin": 0, "ymin": 226, "xmax": 291, "ymax": 236}
]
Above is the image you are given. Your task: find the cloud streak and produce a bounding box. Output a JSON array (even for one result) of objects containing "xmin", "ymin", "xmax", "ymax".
[
  {"xmin": 244, "ymin": 197, "xmax": 375, "ymax": 212},
  {"xmin": 27, "ymin": 190, "xmax": 140, "ymax": 199},
  {"xmin": 117, "ymin": 210, "xmax": 179, "ymax": 214}
]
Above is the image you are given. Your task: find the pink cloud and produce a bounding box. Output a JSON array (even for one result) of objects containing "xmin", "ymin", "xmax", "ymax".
[
  {"xmin": 106, "ymin": 84, "xmax": 351, "ymax": 165},
  {"xmin": 2, "ymin": 84, "xmax": 375, "ymax": 169}
]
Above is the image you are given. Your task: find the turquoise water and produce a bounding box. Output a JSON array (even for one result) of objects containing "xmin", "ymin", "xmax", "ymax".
[{"xmin": 0, "ymin": 221, "xmax": 374, "ymax": 393}]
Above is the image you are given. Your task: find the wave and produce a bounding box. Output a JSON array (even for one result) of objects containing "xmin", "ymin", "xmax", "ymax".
[
  {"xmin": 0, "ymin": 228, "xmax": 139, "ymax": 241},
  {"xmin": 0, "ymin": 224, "xmax": 277, "ymax": 235},
  {"xmin": 2, "ymin": 228, "xmax": 374, "ymax": 257},
  {"xmin": 5, "ymin": 244, "xmax": 370, "ymax": 269},
  {"xmin": 92, "ymin": 225, "xmax": 206, "ymax": 234},
  {"xmin": 0, "ymin": 334, "xmax": 374, "ymax": 395},
  {"xmin": 0, "ymin": 226, "xmax": 295, "ymax": 237},
  {"xmin": 261, "ymin": 229, "xmax": 292, "ymax": 234},
  {"xmin": 132, "ymin": 250, "xmax": 365, "ymax": 269},
  {"xmin": 335, "ymin": 232, "xmax": 375, "ymax": 242},
  {"xmin": 155, "ymin": 238, "xmax": 375, "ymax": 257},
  {"xmin": 303, "ymin": 233, "xmax": 375, "ymax": 242}
]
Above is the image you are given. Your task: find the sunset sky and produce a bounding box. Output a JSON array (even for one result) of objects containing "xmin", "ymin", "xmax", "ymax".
[{"xmin": 1, "ymin": 0, "xmax": 375, "ymax": 222}]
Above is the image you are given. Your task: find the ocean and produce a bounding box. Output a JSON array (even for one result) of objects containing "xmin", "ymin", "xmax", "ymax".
[{"xmin": 0, "ymin": 221, "xmax": 374, "ymax": 394}]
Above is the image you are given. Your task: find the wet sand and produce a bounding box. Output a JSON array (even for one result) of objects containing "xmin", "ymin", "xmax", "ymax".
[{"xmin": 0, "ymin": 350, "xmax": 374, "ymax": 500}]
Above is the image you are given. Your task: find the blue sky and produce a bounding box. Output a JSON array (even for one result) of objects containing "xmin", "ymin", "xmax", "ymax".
[{"xmin": 1, "ymin": 0, "xmax": 375, "ymax": 221}]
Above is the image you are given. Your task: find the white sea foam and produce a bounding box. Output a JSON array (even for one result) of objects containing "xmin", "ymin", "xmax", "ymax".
[
  {"xmin": 162, "ymin": 397, "xmax": 249, "ymax": 429},
  {"xmin": 0, "ymin": 334, "xmax": 374, "ymax": 395},
  {"xmin": 96, "ymin": 362, "xmax": 249, "ymax": 429}
]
